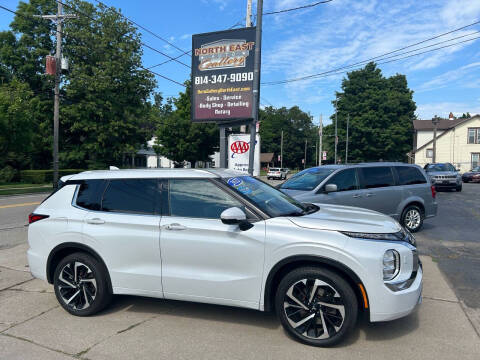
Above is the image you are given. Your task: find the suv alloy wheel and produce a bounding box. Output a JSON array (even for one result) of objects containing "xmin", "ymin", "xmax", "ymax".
[
  {"xmin": 53, "ymin": 252, "xmax": 112, "ymax": 316},
  {"xmin": 275, "ymin": 267, "xmax": 357, "ymax": 347},
  {"xmin": 401, "ymin": 205, "xmax": 423, "ymax": 233}
]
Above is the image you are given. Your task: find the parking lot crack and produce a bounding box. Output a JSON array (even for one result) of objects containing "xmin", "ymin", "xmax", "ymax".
[
  {"xmin": 1, "ymin": 332, "xmax": 75, "ymax": 358},
  {"xmin": 422, "ymin": 296, "xmax": 459, "ymax": 303},
  {"xmin": 0, "ymin": 304, "xmax": 59, "ymax": 334}
]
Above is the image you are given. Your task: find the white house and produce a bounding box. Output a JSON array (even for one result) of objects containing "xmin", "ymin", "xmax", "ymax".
[{"xmin": 412, "ymin": 113, "xmax": 480, "ymax": 171}]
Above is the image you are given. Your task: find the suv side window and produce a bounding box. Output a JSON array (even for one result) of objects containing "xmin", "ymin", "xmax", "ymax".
[
  {"xmin": 395, "ymin": 166, "xmax": 427, "ymax": 185},
  {"xmin": 324, "ymin": 169, "xmax": 358, "ymax": 192},
  {"xmin": 169, "ymin": 179, "xmax": 244, "ymax": 219},
  {"xmin": 360, "ymin": 167, "xmax": 395, "ymax": 189},
  {"xmin": 102, "ymin": 179, "xmax": 159, "ymax": 215},
  {"xmin": 76, "ymin": 180, "xmax": 106, "ymax": 210}
]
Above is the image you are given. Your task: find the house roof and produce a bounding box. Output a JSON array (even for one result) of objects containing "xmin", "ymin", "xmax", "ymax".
[
  {"xmin": 260, "ymin": 152, "xmax": 274, "ymax": 163},
  {"xmin": 413, "ymin": 118, "xmax": 465, "ymax": 131},
  {"xmin": 413, "ymin": 115, "xmax": 480, "ymax": 154}
]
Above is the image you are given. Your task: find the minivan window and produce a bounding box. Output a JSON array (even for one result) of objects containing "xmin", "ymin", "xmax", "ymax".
[
  {"xmin": 102, "ymin": 179, "xmax": 158, "ymax": 215},
  {"xmin": 76, "ymin": 180, "xmax": 106, "ymax": 210},
  {"xmin": 324, "ymin": 169, "xmax": 358, "ymax": 192},
  {"xmin": 169, "ymin": 179, "xmax": 243, "ymax": 219},
  {"xmin": 360, "ymin": 167, "xmax": 395, "ymax": 189},
  {"xmin": 395, "ymin": 166, "xmax": 427, "ymax": 185},
  {"xmin": 281, "ymin": 167, "xmax": 335, "ymax": 191}
]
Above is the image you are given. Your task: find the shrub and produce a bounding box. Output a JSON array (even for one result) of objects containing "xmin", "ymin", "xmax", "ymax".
[
  {"xmin": 0, "ymin": 166, "xmax": 17, "ymax": 183},
  {"xmin": 20, "ymin": 169, "xmax": 85, "ymax": 184}
]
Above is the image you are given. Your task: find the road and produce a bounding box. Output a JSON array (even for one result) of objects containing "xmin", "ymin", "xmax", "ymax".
[
  {"xmin": 415, "ymin": 183, "xmax": 480, "ymax": 309},
  {"xmin": 0, "ymin": 193, "xmax": 47, "ymax": 249}
]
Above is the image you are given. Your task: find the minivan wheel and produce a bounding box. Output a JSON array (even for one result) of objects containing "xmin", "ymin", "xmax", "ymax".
[
  {"xmin": 54, "ymin": 252, "xmax": 112, "ymax": 316},
  {"xmin": 275, "ymin": 267, "xmax": 358, "ymax": 347},
  {"xmin": 401, "ymin": 205, "xmax": 423, "ymax": 233}
]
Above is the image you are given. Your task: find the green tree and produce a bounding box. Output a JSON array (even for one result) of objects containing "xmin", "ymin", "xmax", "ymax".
[
  {"xmin": 259, "ymin": 106, "xmax": 317, "ymax": 168},
  {"xmin": 323, "ymin": 62, "xmax": 416, "ymax": 163},
  {"xmin": 153, "ymin": 81, "xmax": 218, "ymax": 167},
  {"xmin": 0, "ymin": 0, "xmax": 57, "ymax": 169},
  {"xmin": 0, "ymin": 79, "xmax": 39, "ymax": 172},
  {"xmin": 59, "ymin": 0, "xmax": 156, "ymax": 168}
]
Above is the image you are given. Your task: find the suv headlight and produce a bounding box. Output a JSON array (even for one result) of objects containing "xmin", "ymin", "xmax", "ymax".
[
  {"xmin": 340, "ymin": 230, "xmax": 416, "ymax": 246},
  {"xmin": 383, "ymin": 250, "xmax": 400, "ymax": 280}
]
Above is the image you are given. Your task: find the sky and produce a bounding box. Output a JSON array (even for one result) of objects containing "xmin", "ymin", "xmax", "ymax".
[{"xmin": 1, "ymin": 0, "xmax": 480, "ymax": 126}]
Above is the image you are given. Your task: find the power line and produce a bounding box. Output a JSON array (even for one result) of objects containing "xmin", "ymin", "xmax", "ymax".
[
  {"xmin": 262, "ymin": 19, "xmax": 480, "ymax": 85},
  {"xmin": 93, "ymin": 0, "xmax": 188, "ymax": 55},
  {"xmin": 55, "ymin": 1, "xmax": 190, "ymax": 69},
  {"xmin": 0, "ymin": 4, "xmax": 186, "ymax": 88},
  {"xmin": 263, "ymin": 0, "xmax": 333, "ymax": 15},
  {"xmin": 263, "ymin": 34, "xmax": 480, "ymax": 85}
]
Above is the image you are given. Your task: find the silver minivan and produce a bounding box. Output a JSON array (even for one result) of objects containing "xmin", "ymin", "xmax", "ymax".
[{"xmin": 279, "ymin": 163, "xmax": 437, "ymax": 232}]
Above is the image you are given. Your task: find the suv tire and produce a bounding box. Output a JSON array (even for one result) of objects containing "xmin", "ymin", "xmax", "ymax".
[
  {"xmin": 275, "ymin": 267, "xmax": 358, "ymax": 347},
  {"xmin": 53, "ymin": 252, "xmax": 112, "ymax": 316},
  {"xmin": 456, "ymin": 184, "xmax": 462, "ymax": 192},
  {"xmin": 401, "ymin": 205, "xmax": 423, "ymax": 232}
]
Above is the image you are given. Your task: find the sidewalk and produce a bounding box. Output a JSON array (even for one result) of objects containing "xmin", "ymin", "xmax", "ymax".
[{"xmin": 1, "ymin": 244, "xmax": 479, "ymax": 359}]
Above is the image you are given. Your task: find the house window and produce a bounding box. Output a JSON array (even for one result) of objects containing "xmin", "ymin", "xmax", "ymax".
[
  {"xmin": 472, "ymin": 153, "xmax": 480, "ymax": 168},
  {"xmin": 468, "ymin": 128, "xmax": 480, "ymax": 144},
  {"xmin": 426, "ymin": 149, "xmax": 433, "ymax": 158}
]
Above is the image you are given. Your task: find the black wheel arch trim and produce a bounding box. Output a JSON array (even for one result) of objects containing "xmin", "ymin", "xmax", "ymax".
[
  {"xmin": 263, "ymin": 255, "xmax": 368, "ymax": 312},
  {"xmin": 46, "ymin": 242, "xmax": 113, "ymax": 293}
]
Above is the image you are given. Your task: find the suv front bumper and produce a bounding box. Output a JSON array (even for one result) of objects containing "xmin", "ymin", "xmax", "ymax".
[{"xmin": 370, "ymin": 264, "xmax": 423, "ymax": 322}]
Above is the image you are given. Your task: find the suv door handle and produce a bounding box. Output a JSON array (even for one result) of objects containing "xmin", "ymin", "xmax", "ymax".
[
  {"xmin": 164, "ymin": 223, "xmax": 187, "ymax": 231},
  {"xmin": 86, "ymin": 218, "xmax": 105, "ymax": 225},
  {"xmin": 352, "ymin": 194, "xmax": 362, "ymax": 198},
  {"xmin": 365, "ymin": 193, "xmax": 375, "ymax": 197}
]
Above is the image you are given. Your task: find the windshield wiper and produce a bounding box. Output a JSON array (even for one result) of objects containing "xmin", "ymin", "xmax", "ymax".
[{"xmin": 280, "ymin": 211, "xmax": 305, "ymax": 217}]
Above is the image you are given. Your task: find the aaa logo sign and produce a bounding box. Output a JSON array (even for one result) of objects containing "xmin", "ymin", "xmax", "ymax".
[{"xmin": 230, "ymin": 141, "xmax": 249, "ymax": 154}]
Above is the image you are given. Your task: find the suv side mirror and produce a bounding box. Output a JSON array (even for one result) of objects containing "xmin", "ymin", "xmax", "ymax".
[
  {"xmin": 456, "ymin": 168, "xmax": 460, "ymax": 172},
  {"xmin": 221, "ymin": 207, "xmax": 246, "ymax": 225},
  {"xmin": 325, "ymin": 184, "xmax": 338, "ymax": 193}
]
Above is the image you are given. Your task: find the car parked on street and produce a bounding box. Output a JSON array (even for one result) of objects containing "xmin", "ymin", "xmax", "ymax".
[
  {"xmin": 279, "ymin": 163, "xmax": 437, "ymax": 232},
  {"xmin": 462, "ymin": 166, "xmax": 480, "ymax": 183},
  {"xmin": 267, "ymin": 167, "xmax": 287, "ymax": 180},
  {"xmin": 424, "ymin": 163, "xmax": 462, "ymax": 191},
  {"xmin": 28, "ymin": 169, "xmax": 422, "ymax": 347}
]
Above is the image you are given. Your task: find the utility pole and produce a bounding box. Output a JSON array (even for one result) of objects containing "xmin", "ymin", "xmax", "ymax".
[
  {"xmin": 280, "ymin": 130, "xmax": 283, "ymax": 168},
  {"xmin": 248, "ymin": 0, "xmax": 262, "ymax": 175},
  {"xmin": 36, "ymin": 3, "xmax": 75, "ymax": 188},
  {"xmin": 240, "ymin": 0, "xmax": 252, "ymax": 134},
  {"xmin": 334, "ymin": 98, "xmax": 338, "ymax": 164},
  {"xmin": 319, "ymin": 114, "xmax": 323, "ymax": 166},
  {"xmin": 345, "ymin": 114, "xmax": 349, "ymax": 164},
  {"xmin": 304, "ymin": 139, "xmax": 307, "ymax": 169}
]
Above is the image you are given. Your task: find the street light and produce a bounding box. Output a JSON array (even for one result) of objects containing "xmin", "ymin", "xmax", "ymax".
[{"xmin": 432, "ymin": 115, "xmax": 440, "ymax": 163}]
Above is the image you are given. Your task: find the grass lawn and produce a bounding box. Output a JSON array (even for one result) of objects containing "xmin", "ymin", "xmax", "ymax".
[{"xmin": 0, "ymin": 183, "xmax": 53, "ymax": 196}]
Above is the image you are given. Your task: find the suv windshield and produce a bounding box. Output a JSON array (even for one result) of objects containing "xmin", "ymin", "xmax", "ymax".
[
  {"xmin": 425, "ymin": 163, "xmax": 454, "ymax": 172},
  {"xmin": 280, "ymin": 167, "xmax": 335, "ymax": 190},
  {"xmin": 224, "ymin": 176, "xmax": 316, "ymax": 217}
]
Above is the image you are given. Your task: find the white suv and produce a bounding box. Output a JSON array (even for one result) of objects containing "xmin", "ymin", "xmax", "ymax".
[
  {"xmin": 28, "ymin": 169, "xmax": 422, "ymax": 346},
  {"xmin": 267, "ymin": 167, "xmax": 287, "ymax": 180}
]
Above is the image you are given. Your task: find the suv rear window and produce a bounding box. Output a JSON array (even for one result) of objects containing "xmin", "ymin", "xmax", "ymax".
[
  {"xmin": 76, "ymin": 180, "xmax": 106, "ymax": 210},
  {"xmin": 360, "ymin": 167, "xmax": 395, "ymax": 189},
  {"xmin": 395, "ymin": 166, "xmax": 426, "ymax": 185},
  {"xmin": 102, "ymin": 179, "xmax": 159, "ymax": 215}
]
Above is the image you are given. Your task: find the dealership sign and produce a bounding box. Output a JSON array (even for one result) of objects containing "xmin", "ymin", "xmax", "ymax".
[
  {"xmin": 191, "ymin": 28, "xmax": 256, "ymax": 123},
  {"xmin": 228, "ymin": 134, "xmax": 260, "ymax": 176}
]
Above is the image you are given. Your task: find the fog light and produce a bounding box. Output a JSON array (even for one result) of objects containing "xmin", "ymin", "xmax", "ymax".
[{"xmin": 383, "ymin": 250, "xmax": 400, "ymax": 281}]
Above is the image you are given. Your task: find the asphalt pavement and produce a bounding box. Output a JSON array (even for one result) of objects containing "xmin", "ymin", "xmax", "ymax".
[{"xmin": 0, "ymin": 193, "xmax": 47, "ymax": 250}]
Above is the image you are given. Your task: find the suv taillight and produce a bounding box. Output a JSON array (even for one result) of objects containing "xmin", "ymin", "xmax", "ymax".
[
  {"xmin": 28, "ymin": 213, "xmax": 49, "ymax": 224},
  {"xmin": 430, "ymin": 185, "xmax": 436, "ymax": 199}
]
